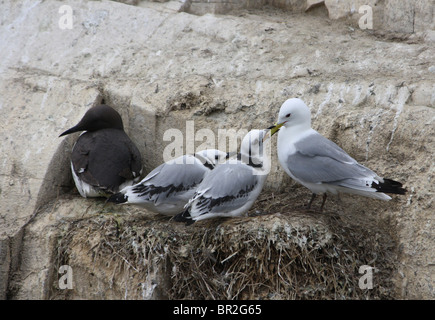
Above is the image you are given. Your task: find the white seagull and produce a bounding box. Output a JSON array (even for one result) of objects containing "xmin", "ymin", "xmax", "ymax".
[
  {"xmin": 107, "ymin": 149, "xmax": 228, "ymax": 215},
  {"xmin": 269, "ymin": 98, "xmax": 406, "ymax": 212},
  {"xmin": 174, "ymin": 129, "xmax": 271, "ymax": 225}
]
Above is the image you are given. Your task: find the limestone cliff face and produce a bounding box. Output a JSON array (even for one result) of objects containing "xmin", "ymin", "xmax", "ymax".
[{"xmin": 0, "ymin": 0, "xmax": 433, "ymax": 300}]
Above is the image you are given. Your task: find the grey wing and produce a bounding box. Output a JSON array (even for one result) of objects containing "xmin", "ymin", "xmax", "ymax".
[
  {"xmin": 295, "ymin": 132, "xmax": 357, "ymax": 164},
  {"xmin": 189, "ymin": 163, "xmax": 258, "ymax": 217},
  {"xmin": 289, "ymin": 133, "xmax": 377, "ymax": 183},
  {"xmin": 130, "ymin": 155, "xmax": 208, "ymax": 204}
]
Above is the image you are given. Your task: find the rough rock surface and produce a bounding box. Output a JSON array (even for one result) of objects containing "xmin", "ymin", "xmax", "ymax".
[{"xmin": 0, "ymin": 0, "xmax": 434, "ymax": 299}]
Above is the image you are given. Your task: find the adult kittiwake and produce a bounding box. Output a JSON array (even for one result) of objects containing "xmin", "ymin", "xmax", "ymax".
[{"xmin": 268, "ymin": 98, "xmax": 406, "ymax": 211}]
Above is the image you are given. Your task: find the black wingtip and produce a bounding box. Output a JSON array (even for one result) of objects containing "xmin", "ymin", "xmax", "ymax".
[
  {"xmin": 107, "ymin": 192, "xmax": 128, "ymax": 204},
  {"xmin": 173, "ymin": 209, "xmax": 195, "ymax": 225},
  {"xmin": 373, "ymin": 178, "xmax": 407, "ymax": 195}
]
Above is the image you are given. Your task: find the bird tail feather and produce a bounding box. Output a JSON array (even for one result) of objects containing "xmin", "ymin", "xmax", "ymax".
[
  {"xmin": 107, "ymin": 192, "xmax": 128, "ymax": 204},
  {"xmin": 372, "ymin": 178, "xmax": 407, "ymax": 195},
  {"xmin": 173, "ymin": 209, "xmax": 195, "ymax": 225}
]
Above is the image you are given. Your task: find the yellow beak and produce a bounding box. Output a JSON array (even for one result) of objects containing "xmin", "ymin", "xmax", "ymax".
[
  {"xmin": 269, "ymin": 122, "xmax": 284, "ymax": 136},
  {"xmin": 263, "ymin": 123, "xmax": 284, "ymax": 141}
]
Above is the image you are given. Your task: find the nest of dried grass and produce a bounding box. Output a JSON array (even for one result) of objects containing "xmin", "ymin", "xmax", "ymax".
[{"xmin": 54, "ymin": 190, "xmax": 398, "ymax": 300}]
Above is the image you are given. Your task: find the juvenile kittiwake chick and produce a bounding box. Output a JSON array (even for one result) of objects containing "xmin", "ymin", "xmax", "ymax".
[
  {"xmin": 59, "ymin": 104, "xmax": 142, "ymax": 198},
  {"xmin": 269, "ymin": 98, "xmax": 406, "ymax": 212},
  {"xmin": 173, "ymin": 129, "xmax": 271, "ymax": 225},
  {"xmin": 107, "ymin": 149, "xmax": 229, "ymax": 215}
]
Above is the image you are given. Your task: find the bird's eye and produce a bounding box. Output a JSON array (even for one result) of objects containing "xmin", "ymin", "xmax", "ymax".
[{"xmin": 285, "ymin": 113, "xmax": 291, "ymax": 118}]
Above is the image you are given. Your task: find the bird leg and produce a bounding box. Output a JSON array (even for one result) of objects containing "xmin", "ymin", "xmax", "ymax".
[
  {"xmin": 307, "ymin": 193, "xmax": 316, "ymax": 210},
  {"xmin": 320, "ymin": 193, "xmax": 327, "ymax": 212}
]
